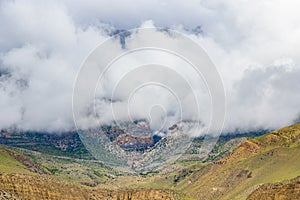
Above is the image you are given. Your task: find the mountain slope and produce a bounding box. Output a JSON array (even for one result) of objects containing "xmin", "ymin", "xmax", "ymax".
[
  {"xmin": 172, "ymin": 123, "xmax": 300, "ymax": 199},
  {"xmin": 247, "ymin": 176, "xmax": 300, "ymax": 200},
  {"xmin": 0, "ymin": 146, "xmax": 35, "ymax": 174}
]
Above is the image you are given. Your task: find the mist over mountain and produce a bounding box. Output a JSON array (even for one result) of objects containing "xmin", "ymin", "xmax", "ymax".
[{"xmin": 0, "ymin": 0, "xmax": 300, "ymax": 134}]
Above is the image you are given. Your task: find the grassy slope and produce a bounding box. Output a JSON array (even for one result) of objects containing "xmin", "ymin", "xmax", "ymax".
[
  {"xmin": 0, "ymin": 146, "xmax": 33, "ymax": 174},
  {"xmin": 247, "ymin": 175, "xmax": 300, "ymax": 200},
  {"xmin": 172, "ymin": 123, "xmax": 300, "ymax": 199}
]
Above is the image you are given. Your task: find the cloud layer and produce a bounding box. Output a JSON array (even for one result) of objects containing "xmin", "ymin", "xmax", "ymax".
[{"xmin": 0, "ymin": 0, "xmax": 300, "ymax": 133}]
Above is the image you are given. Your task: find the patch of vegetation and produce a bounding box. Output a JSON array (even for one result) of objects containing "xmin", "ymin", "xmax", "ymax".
[{"xmin": 173, "ymin": 169, "xmax": 192, "ymax": 184}]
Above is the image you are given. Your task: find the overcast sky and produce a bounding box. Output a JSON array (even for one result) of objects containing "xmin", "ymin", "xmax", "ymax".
[{"xmin": 0, "ymin": 0, "xmax": 299, "ymax": 133}]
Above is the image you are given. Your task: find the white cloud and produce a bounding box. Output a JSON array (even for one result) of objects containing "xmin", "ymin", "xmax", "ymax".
[{"xmin": 0, "ymin": 0, "xmax": 299, "ymax": 133}]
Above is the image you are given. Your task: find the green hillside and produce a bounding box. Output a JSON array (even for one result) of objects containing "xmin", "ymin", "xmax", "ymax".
[
  {"xmin": 0, "ymin": 146, "xmax": 33, "ymax": 174},
  {"xmin": 172, "ymin": 123, "xmax": 300, "ymax": 199}
]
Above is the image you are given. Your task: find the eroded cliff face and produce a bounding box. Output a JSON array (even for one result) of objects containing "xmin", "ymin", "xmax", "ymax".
[
  {"xmin": 247, "ymin": 176, "xmax": 300, "ymax": 200},
  {"xmin": 0, "ymin": 174, "xmax": 177, "ymax": 200}
]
